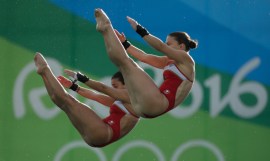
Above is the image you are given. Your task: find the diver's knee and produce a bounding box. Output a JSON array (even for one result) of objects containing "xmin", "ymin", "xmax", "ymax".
[{"xmin": 83, "ymin": 132, "xmax": 109, "ymax": 148}]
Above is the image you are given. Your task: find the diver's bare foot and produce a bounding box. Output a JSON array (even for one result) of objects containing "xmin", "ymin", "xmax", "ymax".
[
  {"xmin": 34, "ymin": 52, "xmax": 49, "ymax": 75},
  {"xmin": 95, "ymin": 8, "xmax": 111, "ymax": 32}
]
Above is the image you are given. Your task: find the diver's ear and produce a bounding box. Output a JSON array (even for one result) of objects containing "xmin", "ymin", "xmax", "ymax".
[{"xmin": 179, "ymin": 43, "xmax": 186, "ymax": 50}]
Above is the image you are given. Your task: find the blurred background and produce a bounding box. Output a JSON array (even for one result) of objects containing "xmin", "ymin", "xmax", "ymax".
[{"xmin": 0, "ymin": 0, "xmax": 270, "ymax": 161}]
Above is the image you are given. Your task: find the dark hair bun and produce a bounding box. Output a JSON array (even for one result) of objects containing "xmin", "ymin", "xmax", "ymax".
[{"xmin": 189, "ymin": 40, "xmax": 198, "ymax": 49}]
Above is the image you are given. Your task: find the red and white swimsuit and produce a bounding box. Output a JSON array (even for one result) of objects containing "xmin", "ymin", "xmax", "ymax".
[
  {"xmin": 102, "ymin": 100, "xmax": 135, "ymax": 145},
  {"xmin": 145, "ymin": 63, "xmax": 192, "ymax": 118}
]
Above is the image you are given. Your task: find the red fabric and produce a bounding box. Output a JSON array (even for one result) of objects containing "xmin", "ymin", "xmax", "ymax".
[
  {"xmin": 102, "ymin": 104, "xmax": 126, "ymax": 144},
  {"xmin": 144, "ymin": 70, "xmax": 183, "ymax": 118},
  {"xmin": 160, "ymin": 70, "xmax": 183, "ymax": 109}
]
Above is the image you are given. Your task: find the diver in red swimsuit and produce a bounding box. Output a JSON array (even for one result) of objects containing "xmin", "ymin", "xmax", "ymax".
[
  {"xmin": 95, "ymin": 8, "xmax": 198, "ymax": 118},
  {"xmin": 34, "ymin": 53, "xmax": 138, "ymax": 148}
]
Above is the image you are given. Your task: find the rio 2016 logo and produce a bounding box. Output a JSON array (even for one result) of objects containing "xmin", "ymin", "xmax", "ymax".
[{"xmin": 13, "ymin": 57, "xmax": 268, "ymax": 120}]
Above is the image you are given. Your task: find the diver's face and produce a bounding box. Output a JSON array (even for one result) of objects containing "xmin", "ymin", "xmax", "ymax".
[
  {"xmin": 111, "ymin": 78, "xmax": 125, "ymax": 89},
  {"xmin": 166, "ymin": 36, "xmax": 186, "ymax": 50}
]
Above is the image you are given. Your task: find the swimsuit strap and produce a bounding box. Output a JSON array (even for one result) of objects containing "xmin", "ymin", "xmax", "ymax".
[
  {"xmin": 113, "ymin": 100, "xmax": 130, "ymax": 114},
  {"xmin": 164, "ymin": 63, "xmax": 193, "ymax": 82}
]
